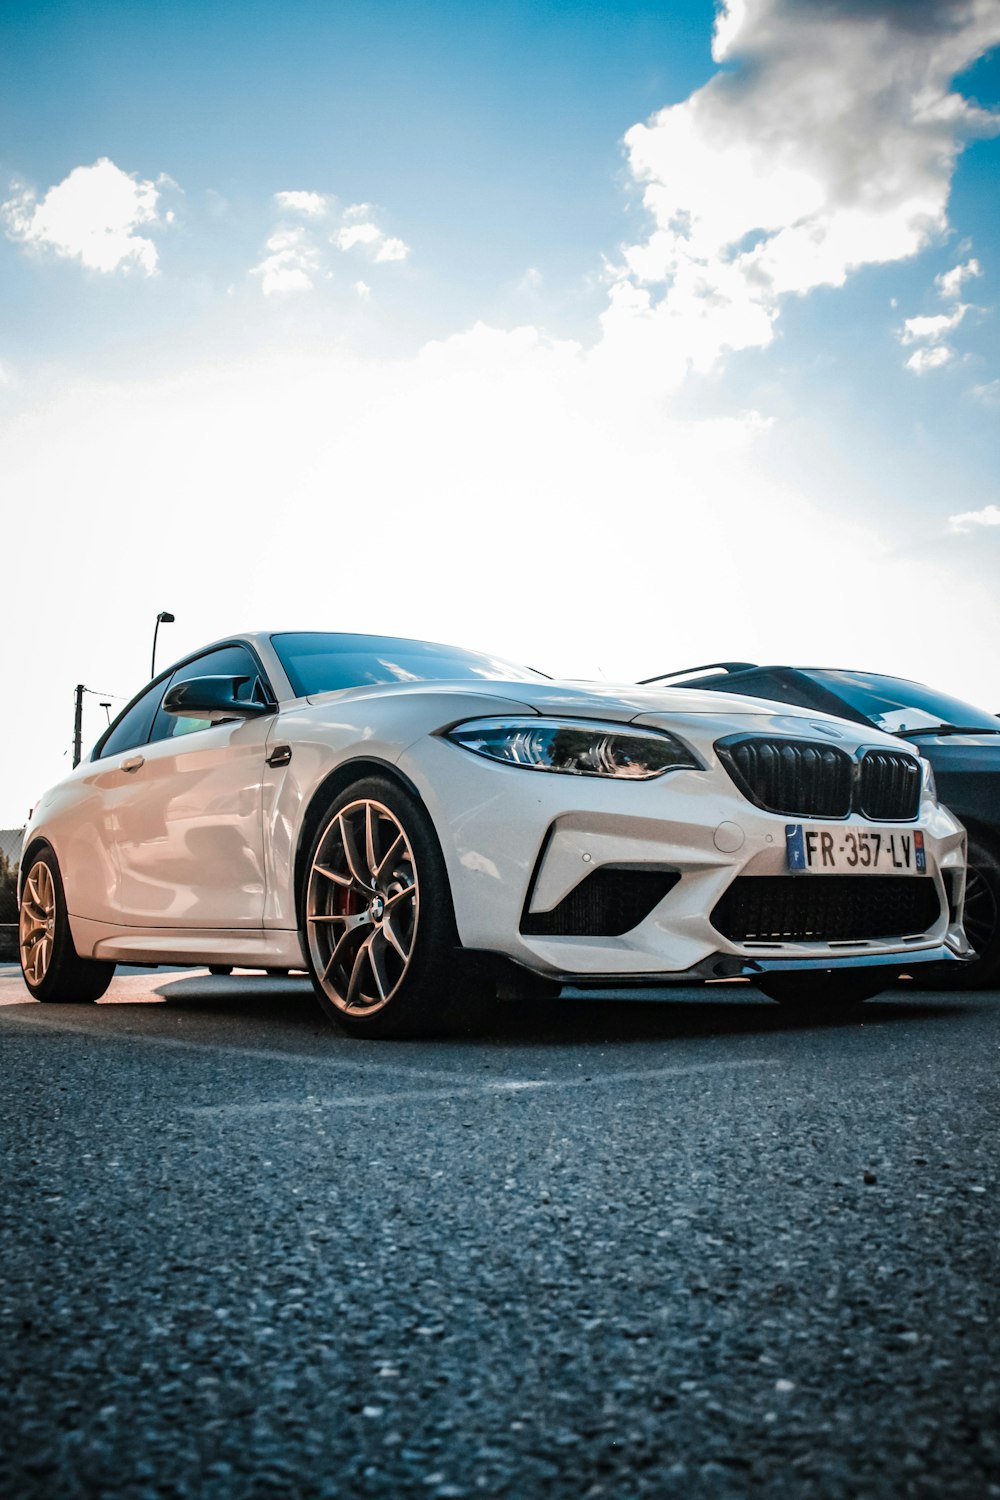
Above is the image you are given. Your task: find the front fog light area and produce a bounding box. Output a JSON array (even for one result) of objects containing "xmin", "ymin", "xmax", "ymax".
[{"xmin": 446, "ymin": 718, "xmax": 699, "ymax": 779}]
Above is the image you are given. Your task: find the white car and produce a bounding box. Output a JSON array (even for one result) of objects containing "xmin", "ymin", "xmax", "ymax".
[{"xmin": 19, "ymin": 631, "xmax": 972, "ymax": 1036}]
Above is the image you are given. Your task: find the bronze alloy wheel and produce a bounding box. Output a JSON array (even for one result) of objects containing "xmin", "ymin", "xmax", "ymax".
[
  {"xmin": 306, "ymin": 796, "xmax": 420, "ymax": 1017},
  {"xmin": 19, "ymin": 858, "xmax": 57, "ymax": 989},
  {"xmin": 17, "ymin": 848, "xmax": 116, "ymax": 1003}
]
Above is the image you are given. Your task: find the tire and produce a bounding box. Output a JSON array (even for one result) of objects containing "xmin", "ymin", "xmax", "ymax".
[
  {"xmin": 754, "ymin": 967, "xmax": 892, "ymax": 1010},
  {"xmin": 208, "ymin": 965, "xmax": 233, "ymax": 976},
  {"xmin": 19, "ymin": 849, "xmax": 116, "ymax": 1003},
  {"xmin": 909, "ymin": 834, "xmax": 1000, "ymax": 991},
  {"xmin": 301, "ymin": 776, "xmax": 478, "ymax": 1038}
]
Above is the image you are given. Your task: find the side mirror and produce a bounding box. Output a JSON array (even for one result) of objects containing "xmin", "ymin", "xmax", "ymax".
[{"xmin": 161, "ymin": 675, "xmax": 273, "ymax": 721}]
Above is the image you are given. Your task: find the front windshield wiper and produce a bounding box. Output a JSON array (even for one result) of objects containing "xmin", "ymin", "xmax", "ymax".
[{"xmin": 892, "ymin": 723, "xmax": 1000, "ymax": 738}]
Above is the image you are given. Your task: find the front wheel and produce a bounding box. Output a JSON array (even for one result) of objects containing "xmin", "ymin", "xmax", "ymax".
[
  {"xmin": 302, "ymin": 777, "xmax": 475, "ymax": 1038},
  {"xmin": 754, "ymin": 967, "xmax": 891, "ymax": 1011},
  {"xmin": 19, "ymin": 850, "xmax": 116, "ymax": 1003}
]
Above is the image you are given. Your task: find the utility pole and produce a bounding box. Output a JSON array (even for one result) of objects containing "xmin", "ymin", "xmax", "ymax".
[{"xmin": 73, "ymin": 685, "xmax": 85, "ymax": 768}]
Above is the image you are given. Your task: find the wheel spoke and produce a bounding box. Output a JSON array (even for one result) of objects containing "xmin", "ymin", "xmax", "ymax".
[
  {"xmin": 339, "ymin": 813, "xmax": 370, "ymax": 890},
  {"xmin": 368, "ymin": 930, "xmax": 391, "ymax": 1000},
  {"xmin": 322, "ymin": 925, "xmax": 360, "ymax": 985},
  {"xmin": 365, "ymin": 803, "xmax": 378, "ymax": 882},
  {"xmin": 384, "ymin": 883, "xmax": 414, "ymax": 912},
  {"xmin": 345, "ymin": 933, "xmax": 375, "ymax": 1008},
  {"xmin": 375, "ymin": 832, "xmax": 404, "ymax": 883},
  {"xmin": 382, "ymin": 913, "xmax": 408, "ymax": 961},
  {"xmin": 312, "ymin": 862, "xmax": 352, "ymax": 888}
]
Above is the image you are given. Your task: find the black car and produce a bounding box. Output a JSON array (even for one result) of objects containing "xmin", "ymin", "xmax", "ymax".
[{"xmin": 639, "ymin": 663, "xmax": 1000, "ymax": 988}]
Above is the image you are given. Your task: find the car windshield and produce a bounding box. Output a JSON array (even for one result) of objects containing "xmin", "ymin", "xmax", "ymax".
[
  {"xmin": 810, "ymin": 670, "xmax": 999, "ymax": 735},
  {"xmin": 271, "ymin": 632, "xmax": 547, "ymax": 698}
]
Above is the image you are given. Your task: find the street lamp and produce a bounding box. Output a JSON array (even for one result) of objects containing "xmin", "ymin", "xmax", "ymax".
[{"xmin": 151, "ymin": 611, "xmax": 175, "ymax": 679}]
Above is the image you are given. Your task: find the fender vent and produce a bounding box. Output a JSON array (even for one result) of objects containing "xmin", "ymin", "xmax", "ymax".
[{"xmin": 521, "ymin": 867, "xmax": 679, "ymax": 938}]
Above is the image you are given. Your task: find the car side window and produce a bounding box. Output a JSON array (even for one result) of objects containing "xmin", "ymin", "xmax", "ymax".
[
  {"xmin": 95, "ymin": 681, "xmax": 167, "ymax": 760},
  {"xmin": 149, "ymin": 646, "xmax": 268, "ymax": 744}
]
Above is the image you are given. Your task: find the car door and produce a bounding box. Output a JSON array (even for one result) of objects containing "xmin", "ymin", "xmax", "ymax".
[{"xmin": 109, "ymin": 645, "xmax": 274, "ymax": 929}]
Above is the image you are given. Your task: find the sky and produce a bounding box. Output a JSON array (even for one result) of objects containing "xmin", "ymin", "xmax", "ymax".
[{"xmin": 1, "ymin": 0, "xmax": 999, "ymax": 827}]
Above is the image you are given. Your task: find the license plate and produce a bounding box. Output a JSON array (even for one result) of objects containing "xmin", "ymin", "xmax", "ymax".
[{"xmin": 786, "ymin": 824, "xmax": 926, "ymax": 875}]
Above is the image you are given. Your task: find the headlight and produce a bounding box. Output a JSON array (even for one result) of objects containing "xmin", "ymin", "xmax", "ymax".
[
  {"xmin": 922, "ymin": 759, "xmax": 939, "ymax": 803},
  {"xmin": 445, "ymin": 718, "xmax": 700, "ymax": 779}
]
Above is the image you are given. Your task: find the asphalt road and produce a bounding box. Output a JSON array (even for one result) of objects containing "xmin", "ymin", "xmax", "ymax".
[{"xmin": 1, "ymin": 964, "xmax": 998, "ymax": 1500}]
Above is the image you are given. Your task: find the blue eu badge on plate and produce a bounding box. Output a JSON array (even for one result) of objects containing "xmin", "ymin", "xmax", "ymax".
[{"xmin": 786, "ymin": 823, "xmax": 806, "ymax": 870}]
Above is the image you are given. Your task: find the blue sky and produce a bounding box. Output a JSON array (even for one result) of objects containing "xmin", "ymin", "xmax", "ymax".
[{"xmin": 1, "ymin": 0, "xmax": 999, "ymax": 823}]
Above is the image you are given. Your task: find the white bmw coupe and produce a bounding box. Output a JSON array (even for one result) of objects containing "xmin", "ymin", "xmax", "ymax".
[{"xmin": 19, "ymin": 631, "xmax": 972, "ymax": 1035}]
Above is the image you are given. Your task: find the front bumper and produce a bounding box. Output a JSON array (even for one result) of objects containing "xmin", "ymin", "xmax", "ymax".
[{"xmin": 401, "ymin": 731, "xmax": 970, "ymax": 982}]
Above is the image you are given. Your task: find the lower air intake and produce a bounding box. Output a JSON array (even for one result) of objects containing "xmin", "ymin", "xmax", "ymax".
[
  {"xmin": 711, "ymin": 876, "xmax": 941, "ymax": 944},
  {"xmin": 521, "ymin": 867, "xmax": 679, "ymax": 937}
]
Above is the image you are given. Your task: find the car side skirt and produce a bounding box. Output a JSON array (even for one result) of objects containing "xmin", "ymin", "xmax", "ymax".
[{"xmin": 69, "ymin": 916, "xmax": 306, "ymax": 969}]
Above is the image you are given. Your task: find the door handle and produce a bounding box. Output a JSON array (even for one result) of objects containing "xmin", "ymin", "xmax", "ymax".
[{"xmin": 121, "ymin": 755, "xmax": 145, "ymax": 773}]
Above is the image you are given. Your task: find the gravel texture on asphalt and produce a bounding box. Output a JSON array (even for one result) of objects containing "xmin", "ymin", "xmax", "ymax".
[{"xmin": 1, "ymin": 968, "xmax": 998, "ymax": 1499}]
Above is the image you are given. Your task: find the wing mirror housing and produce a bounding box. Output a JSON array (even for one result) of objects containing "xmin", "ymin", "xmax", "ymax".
[{"xmin": 161, "ymin": 675, "xmax": 273, "ymax": 721}]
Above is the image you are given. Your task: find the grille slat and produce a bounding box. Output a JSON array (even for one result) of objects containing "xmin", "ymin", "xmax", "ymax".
[
  {"xmin": 717, "ymin": 736, "xmax": 922, "ymax": 821},
  {"xmin": 712, "ymin": 875, "xmax": 940, "ymax": 944},
  {"xmin": 859, "ymin": 750, "xmax": 922, "ymax": 821},
  {"xmin": 717, "ymin": 737, "xmax": 853, "ymax": 818}
]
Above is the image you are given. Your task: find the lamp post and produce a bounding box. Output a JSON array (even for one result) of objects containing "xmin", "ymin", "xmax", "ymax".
[{"xmin": 151, "ymin": 611, "xmax": 175, "ymax": 679}]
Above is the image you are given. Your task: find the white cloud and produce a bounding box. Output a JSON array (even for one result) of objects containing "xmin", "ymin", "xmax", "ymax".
[
  {"xmin": 354, "ymin": 280, "xmax": 372, "ymax": 300},
  {"xmin": 375, "ymin": 236, "xmax": 408, "ymax": 263},
  {"xmin": 937, "ymin": 257, "xmax": 981, "ymax": 299},
  {"xmin": 333, "ymin": 222, "xmax": 381, "ymax": 251},
  {"xmin": 971, "ymin": 379, "xmax": 1000, "ymax": 406},
  {"xmin": 607, "ymin": 0, "xmax": 1000, "ymax": 386},
  {"xmin": 274, "ymin": 190, "xmax": 331, "ymax": 218},
  {"xmin": 252, "ymin": 195, "xmax": 410, "ymax": 291},
  {"xmin": 949, "ymin": 503, "xmax": 1000, "ymax": 533},
  {"xmin": 333, "ymin": 216, "xmax": 409, "ymax": 262},
  {"xmin": 251, "ymin": 226, "xmax": 322, "ymax": 295},
  {"xmin": 2, "ymin": 157, "xmax": 165, "ymax": 274},
  {"xmin": 906, "ymin": 344, "xmax": 955, "ymax": 374},
  {"xmin": 901, "ymin": 306, "xmax": 969, "ymax": 344}
]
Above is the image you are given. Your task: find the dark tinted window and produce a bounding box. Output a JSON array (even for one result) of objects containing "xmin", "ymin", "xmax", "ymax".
[
  {"xmin": 150, "ymin": 646, "xmax": 266, "ymax": 743},
  {"xmin": 95, "ymin": 681, "xmax": 167, "ymax": 760},
  {"xmin": 807, "ymin": 671, "xmax": 999, "ymax": 734},
  {"xmin": 682, "ymin": 671, "xmax": 821, "ymax": 708},
  {"xmin": 271, "ymin": 633, "xmax": 546, "ymax": 698}
]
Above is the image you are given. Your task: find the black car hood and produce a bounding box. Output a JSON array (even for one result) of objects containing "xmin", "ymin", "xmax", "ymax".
[{"xmin": 910, "ymin": 733, "xmax": 1000, "ymax": 833}]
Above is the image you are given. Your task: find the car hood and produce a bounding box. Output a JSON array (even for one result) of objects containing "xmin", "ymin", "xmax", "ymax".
[
  {"xmin": 904, "ymin": 733, "xmax": 1000, "ymax": 772},
  {"xmin": 303, "ymin": 677, "xmax": 891, "ymax": 735}
]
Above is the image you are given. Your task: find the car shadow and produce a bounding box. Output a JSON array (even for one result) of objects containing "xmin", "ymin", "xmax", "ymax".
[{"xmin": 134, "ymin": 970, "xmax": 978, "ymax": 1048}]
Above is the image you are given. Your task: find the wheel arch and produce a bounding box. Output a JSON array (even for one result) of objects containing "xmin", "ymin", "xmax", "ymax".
[
  {"xmin": 16, "ymin": 837, "xmax": 56, "ymax": 905},
  {"xmin": 292, "ymin": 756, "xmax": 425, "ymax": 927}
]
